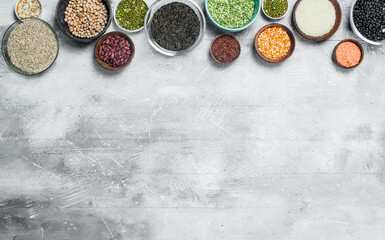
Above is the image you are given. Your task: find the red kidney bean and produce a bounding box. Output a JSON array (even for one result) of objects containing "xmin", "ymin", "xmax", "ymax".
[{"xmin": 99, "ymin": 34, "xmax": 131, "ymax": 67}]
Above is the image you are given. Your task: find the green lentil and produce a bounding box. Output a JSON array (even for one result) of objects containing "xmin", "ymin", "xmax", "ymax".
[
  {"xmin": 263, "ymin": 0, "xmax": 288, "ymax": 18},
  {"xmin": 208, "ymin": 0, "xmax": 255, "ymax": 29},
  {"xmin": 116, "ymin": 0, "xmax": 148, "ymax": 31}
]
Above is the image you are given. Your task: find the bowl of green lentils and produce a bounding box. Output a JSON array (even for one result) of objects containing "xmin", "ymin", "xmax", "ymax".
[
  {"xmin": 205, "ymin": 0, "xmax": 260, "ymax": 32},
  {"xmin": 114, "ymin": 0, "xmax": 149, "ymax": 33}
]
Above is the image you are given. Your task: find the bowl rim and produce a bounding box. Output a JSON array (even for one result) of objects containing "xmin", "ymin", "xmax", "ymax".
[
  {"xmin": 292, "ymin": 0, "xmax": 341, "ymax": 41},
  {"xmin": 332, "ymin": 38, "xmax": 364, "ymax": 69},
  {"xmin": 261, "ymin": 0, "xmax": 288, "ymax": 20},
  {"xmin": 15, "ymin": 0, "xmax": 42, "ymax": 20},
  {"xmin": 113, "ymin": 0, "xmax": 148, "ymax": 33},
  {"xmin": 205, "ymin": 0, "xmax": 261, "ymax": 32},
  {"xmin": 55, "ymin": 0, "xmax": 113, "ymax": 43},
  {"xmin": 210, "ymin": 34, "xmax": 241, "ymax": 64},
  {"xmin": 144, "ymin": 0, "xmax": 206, "ymax": 56},
  {"xmin": 1, "ymin": 18, "xmax": 59, "ymax": 76},
  {"xmin": 349, "ymin": 0, "xmax": 384, "ymax": 46},
  {"xmin": 254, "ymin": 23, "xmax": 296, "ymax": 63},
  {"xmin": 94, "ymin": 31, "xmax": 135, "ymax": 71}
]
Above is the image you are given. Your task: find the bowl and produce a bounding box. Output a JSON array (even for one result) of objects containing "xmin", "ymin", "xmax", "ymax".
[
  {"xmin": 292, "ymin": 0, "xmax": 341, "ymax": 41},
  {"xmin": 349, "ymin": 0, "xmax": 383, "ymax": 46},
  {"xmin": 15, "ymin": 0, "xmax": 42, "ymax": 20},
  {"xmin": 94, "ymin": 31, "xmax": 135, "ymax": 71},
  {"xmin": 205, "ymin": 0, "xmax": 260, "ymax": 32},
  {"xmin": 210, "ymin": 34, "xmax": 241, "ymax": 64},
  {"xmin": 1, "ymin": 18, "xmax": 59, "ymax": 75},
  {"xmin": 56, "ymin": 0, "xmax": 112, "ymax": 43},
  {"xmin": 254, "ymin": 23, "xmax": 295, "ymax": 63},
  {"xmin": 261, "ymin": 0, "xmax": 288, "ymax": 20},
  {"xmin": 332, "ymin": 39, "xmax": 364, "ymax": 69},
  {"xmin": 114, "ymin": 0, "xmax": 148, "ymax": 33},
  {"xmin": 144, "ymin": 0, "xmax": 206, "ymax": 56}
]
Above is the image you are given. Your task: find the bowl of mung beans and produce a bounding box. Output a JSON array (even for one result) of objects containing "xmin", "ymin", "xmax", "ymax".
[
  {"xmin": 2, "ymin": 18, "xmax": 59, "ymax": 75},
  {"xmin": 56, "ymin": 0, "xmax": 113, "ymax": 42},
  {"xmin": 261, "ymin": 0, "xmax": 288, "ymax": 20},
  {"xmin": 205, "ymin": 0, "xmax": 260, "ymax": 32},
  {"xmin": 114, "ymin": 0, "xmax": 149, "ymax": 33}
]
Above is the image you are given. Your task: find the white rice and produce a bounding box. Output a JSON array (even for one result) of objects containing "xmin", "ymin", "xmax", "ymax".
[{"xmin": 295, "ymin": 0, "xmax": 336, "ymax": 37}]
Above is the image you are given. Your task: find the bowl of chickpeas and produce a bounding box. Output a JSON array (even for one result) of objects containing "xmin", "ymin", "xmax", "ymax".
[{"xmin": 56, "ymin": 0, "xmax": 113, "ymax": 42}]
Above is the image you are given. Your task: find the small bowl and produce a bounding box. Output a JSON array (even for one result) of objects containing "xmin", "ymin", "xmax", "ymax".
[
  {"xmin": 144, "ymin": 0, "xmax": 206, "ymax": 56},
  {"xmin": 1, "ymin": 18, "xmax": 59, "ymax": 75},
  {"xmin": 349, "ymin": 0, "xmax": 383, "ymax": 46},
  {"xmin": 261, "ymin": 0, "xmax": 288, "ymax": 20},
  {"xmin": 205, "ymin": 0, "xmax": 261, "ymax": 32},
  {"xmin": 254, "ymin": 23, "xmax": 295, "ymax": 63},
  {"xmin": 292, "ymin": 0, "xmax": 341, "ymax": 41},
  {"xmin": 210, "ymin": 34, "xmax": 241, "ymax": 64},
  {"xmin": 113, "ymin": 0, "xmax": 148, "ymax": 33},
  {"xmin": 94, "ymin": 31, "xmax": 135, "ymax": 71},
  {"xmin": 332, "ymin": 39, "xmax": 364, "ymax": 69},
  {"xmin": 56, "ymin": 0, "xmax": 112, "ymax": 43},
  {"xmin": 15, "ymin": 0, "xmax": 42, "ymax": 20}
]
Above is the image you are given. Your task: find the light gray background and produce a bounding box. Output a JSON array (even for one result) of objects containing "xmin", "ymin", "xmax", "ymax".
[{"xmin": 1, "ymin": 0, "xmax": 385, "ymax": 239}]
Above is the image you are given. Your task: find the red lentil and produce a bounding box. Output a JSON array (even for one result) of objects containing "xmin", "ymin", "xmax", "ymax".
[
  {"xmin": 336, "ymin": 42, "xmax": 361, "ymax": 68},
  {"xmin": 211, "ymin": 35, "xmax": 240, "ymax": 64},
  {"xmin": 257, "ymin": 27, "xmax": 291, "ymax": 60}
]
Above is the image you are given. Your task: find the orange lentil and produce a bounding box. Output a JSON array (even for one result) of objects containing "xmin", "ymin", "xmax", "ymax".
[
  {"xmin": 336, "ymin": 42, "xmax": 361, "ymax": 68},
  {"xmin": 257, "ymin": 27, "xmax": 291, "ymax": 60}
]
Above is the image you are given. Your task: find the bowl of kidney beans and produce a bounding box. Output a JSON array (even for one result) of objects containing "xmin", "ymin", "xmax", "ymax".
[
  {"xmin": 94, "ymin": 31, "xmax": 135, "ymax": 71},
  {"xmin": 350, "ymin": 0, "xmax": 385, "ymax": 45}
]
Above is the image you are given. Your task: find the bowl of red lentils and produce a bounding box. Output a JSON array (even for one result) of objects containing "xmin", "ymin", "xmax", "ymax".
[
  {"xmin": 56, "ymin": 0, "xmax": 113, "ymax": 42},
  {"xmin": 254, "ymin": 23, "xmax": 295, "ymax": 63},
  {"xmin": 333, "ymin": 39, "xmax": 363, "ymax": 69}
]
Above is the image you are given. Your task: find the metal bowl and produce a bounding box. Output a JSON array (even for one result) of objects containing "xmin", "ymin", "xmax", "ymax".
[
  {"xmin": 349, "ymin": 0, "xmax": 384, "ymax": 46},
  {"xmin": 144, "ymin": 0, "xmax": 206, "ymax": 56},
  {"xmin": 114, "ymin": 0, "xmax": 148, "ymax": 33},
  {"xmin": 1, "ymin": 18, "xmax": 59, "ymax": 75}
]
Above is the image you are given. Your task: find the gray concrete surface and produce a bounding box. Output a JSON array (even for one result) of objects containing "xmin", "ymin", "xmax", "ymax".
[{"xmin": 1, "ymin": 0, "xmax": 385, "ymax": 239}]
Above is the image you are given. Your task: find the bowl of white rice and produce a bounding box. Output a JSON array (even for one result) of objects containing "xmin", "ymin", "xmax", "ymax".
[{"xmin": 292, "ymin": 0, "xmax": 341, "ymax": 41}]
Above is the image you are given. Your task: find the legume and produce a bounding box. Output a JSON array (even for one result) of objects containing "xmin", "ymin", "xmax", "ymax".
[
  {"xmin": 7, "ymin": 19, "xmax": 58, "ymax": 73},
  {"xmin": 257, "ymin": 26, "xmax": 291, "ymax": 60},
  {"xmin": 17, "ymin": 0, "xmax": 41, "ymax": 19},
  {"xmin": 336, "ymin": 41, "xmax": 361, "ymax": 68},
  {"xmin": 353, "ymin": 0, "xmax": 385, "ymax": 42},
  {"xmin": 64, "ymin": 0, "xmax": 108, "ymax": 38},
  {"xmin": 211, "ymin": 35, "xmax": 240, "ymax": 64},
  {"xmin": 208, "ymin": 0, "xmax": 255, "ymax": 29},
  {"xmin": 263, "ymin": 0, "xmax": 288, "ymax": 18},
  {"xmin": 99, "ymin": 35, "xmax": 131, "ymax": 68},
  {"xmin": 115, "ymin": 0, "xmax": 148, "ymax": 31}
]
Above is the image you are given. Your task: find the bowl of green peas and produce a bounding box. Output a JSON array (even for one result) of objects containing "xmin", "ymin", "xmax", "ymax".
[
  {"xmin": 205, "ymin": 0, "xmax": 261, "ymax": 32},
  {"xmin": 261, "ymin": 0, "xmax": 288, "ymax": 20},
  {"xmin": 114, "ymin": 0, "xmax": 149, "ymax": 33}
]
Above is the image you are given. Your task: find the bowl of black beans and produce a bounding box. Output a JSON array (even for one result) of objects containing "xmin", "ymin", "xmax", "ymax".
[
  {"xmin": 144, "ymin": 0, "xmax": 206, "ymax": 56},
  {"xmin": 350, "ymin": 0, "xmax": 385, "ymax": 45}
]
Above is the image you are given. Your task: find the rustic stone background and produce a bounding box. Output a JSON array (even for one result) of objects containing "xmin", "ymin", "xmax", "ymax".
[{"xmin": 1, "ymin": 0, "xmax": 385, "ymax": 239}]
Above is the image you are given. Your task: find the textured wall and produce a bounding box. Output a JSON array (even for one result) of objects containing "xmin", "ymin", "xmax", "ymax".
[{"xmin": 1, "ymin": 0, "xmax": 385, "ymax": 239}]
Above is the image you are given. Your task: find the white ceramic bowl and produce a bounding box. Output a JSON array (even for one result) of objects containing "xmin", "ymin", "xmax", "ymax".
[
  {"xmin": 15, "ymin": 0, "xmax": 42, "ymax": 20},
  {"xmin": 261, "ymin": 0, "xmax": 288, "ymax": 20},
  {"xmin": 349, "ymin": 0, "xmax": 383, "ymax": 46},
  {"xmin": 113, "ymin": 0, "xmax": 148, "ymax": 33}
]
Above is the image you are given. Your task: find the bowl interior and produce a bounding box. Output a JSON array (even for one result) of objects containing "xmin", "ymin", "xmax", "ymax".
[
  {"xmin": 261, "ymin": 0, "xmax": 288, "ymax": 20},
  {"xmin": 15, "ymin": 0, "xmax": 42, "ymax": 20},
  {"xmin": 144, "ymin": 0, "xmax": 206, "ymax": 56},
  {"xmin": 1, "ymin": 18, "xmax": 59, "ymax": 75},
  {"xmin": 56, "ymin": 0, "xmax": 112, "ymax": 43},
  {"xmin": 254, "ymin": 23, "xmax": 295, "ymax": 63},
  {"xmin": 210, "ymin": 34, "xmax": 241, "ymax": 64},
  {"xmin": 349, "ymin": 0, "xmax": 384, "ymax": 46},
  {"xmin": 94, "ymin": 31, "xmax": 135, "ymax": 71},
  {"xmin": 333, "ymin": 39, "xmax": 364, "ymax": 69},
  {"xmin": 292, "ymin": 0, "xmax": 341, "ymax": 41},
  {"xmin": 205, "ymin": 0, "xmax": 260, "ymax": 32},
  {"xmin": 113, "ymin": 0, "xmax": 148, "ymax": 33}
]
